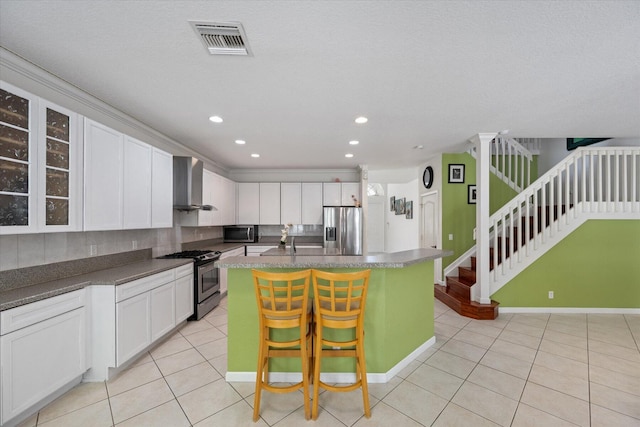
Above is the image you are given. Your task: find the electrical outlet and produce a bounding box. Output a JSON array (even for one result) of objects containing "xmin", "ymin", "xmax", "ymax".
[
  {"xmin": 132, "ymin": 240, "xmax": 138, "ymax": 249},
  {"xmin": 548, "ymin": 291, "xmax": 554, "ymax": 299},
  {"xmin": 90, "ymin": 244, "xmax": 97, "ymax": 256},
  {"xmin": 449, "ymin": 234, "xmax": 454, "ymax": 241}
]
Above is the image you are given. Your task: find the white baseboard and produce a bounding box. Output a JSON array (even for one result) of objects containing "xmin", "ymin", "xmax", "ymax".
[
  {"xmin": 225, "ymin": 336, "xmax": 437, "ymax": 384},
  {"xmin": 500, "ymin": 307, "xmax": 640, "ymax": 314}
]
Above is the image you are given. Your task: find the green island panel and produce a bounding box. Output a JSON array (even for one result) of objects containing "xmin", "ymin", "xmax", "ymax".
[{"xmin": 226, "ymin": 261, "xmax": 434, "ymax": 375}]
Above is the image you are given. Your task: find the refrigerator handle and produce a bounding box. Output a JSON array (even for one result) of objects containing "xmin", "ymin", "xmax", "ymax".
[{"xmin": 325, "ymin": 227, "xmax": 336, "ymax": 241}]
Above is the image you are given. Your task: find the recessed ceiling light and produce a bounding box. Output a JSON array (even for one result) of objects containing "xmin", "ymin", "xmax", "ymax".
[
  {"xmin": 251, "ymin": 153, "xmax": 260, "ymax": 158},
  {"xmin": 413, "ymin": 145, "xmax": 424, "ymax": 149},
  {"xmin": 349, "ymin": 140, "xmax": 359, "ymax": 145},
  {"xmin": 235, "ymin": 140, "xmax": 246, "ymax": 145},
  {"xmin": 345, "ymin": 153, "xmax": 354, "ymax": 158},
  {"xmin": 354, "ymin": 116, "xmax": 368, "ymax": 124},
  {"xmin": 209, "ymin": 115, "xmax": 223, "ymax": 123}
]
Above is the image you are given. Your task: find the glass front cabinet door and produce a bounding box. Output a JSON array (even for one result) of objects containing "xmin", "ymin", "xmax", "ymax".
[{"xmin": 0, "ymin": 81, "xmax": 81, "ymax": 234}]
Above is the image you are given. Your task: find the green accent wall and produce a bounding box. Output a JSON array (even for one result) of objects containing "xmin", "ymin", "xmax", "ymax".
[
  {"xmin": 441, "ymin": 153, "xmax": 477, "ymax": 271},
  {"xmin": 227, "ymin": 262, "xmax": 434, "ymax": 374},
  {"xmin": 440, "ymin": 152, "xmax": 538, "ymax": 273},
  {"xmin": 491, "ymin": 220, "xmax": 640, "ymax": 308}
]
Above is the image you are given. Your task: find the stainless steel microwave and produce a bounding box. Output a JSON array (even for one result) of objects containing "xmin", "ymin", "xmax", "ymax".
[{"xmin": 223, "ymin": 225, "xmax": 259, "ymax": 243}]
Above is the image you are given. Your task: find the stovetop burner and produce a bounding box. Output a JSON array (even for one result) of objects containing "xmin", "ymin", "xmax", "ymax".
[{"xmin": 161, "ymin": 250, "xmax": 221, "ymax": 262}]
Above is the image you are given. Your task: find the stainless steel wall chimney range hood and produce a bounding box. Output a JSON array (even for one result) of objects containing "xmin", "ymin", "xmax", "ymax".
[{"xmin": 173, "ymin": 156, "xmax": 216, "ymax": 211}]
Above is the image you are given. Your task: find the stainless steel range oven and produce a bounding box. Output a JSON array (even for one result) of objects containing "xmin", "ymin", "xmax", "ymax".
[{"xmin": 160, "ymin": 250, "xmax": 221, "ymax": 320}]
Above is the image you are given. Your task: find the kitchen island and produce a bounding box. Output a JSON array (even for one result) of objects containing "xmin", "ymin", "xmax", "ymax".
[{"xmin": 216, "ymin": 248, "xmax": 451, "ymax": 383}]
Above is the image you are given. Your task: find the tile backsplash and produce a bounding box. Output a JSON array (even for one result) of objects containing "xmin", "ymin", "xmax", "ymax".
[
  {"xmin": 0, "ymin": 224, "xmax": 329, "ymax": 272},
  {"xmin": 0, "ymin": 225, "xmax": 223, "ymax": 271}
]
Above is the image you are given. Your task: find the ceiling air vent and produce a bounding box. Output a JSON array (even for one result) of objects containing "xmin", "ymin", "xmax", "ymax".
[{"xmin": 189, "ymin": 21, "xmax": 251, "ymax": 56}]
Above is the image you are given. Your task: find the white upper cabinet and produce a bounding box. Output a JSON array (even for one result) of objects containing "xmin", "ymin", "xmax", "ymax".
[
  {"xmin": 84, "ymin": 119, "xmax": 124, "ymax": 231},
  {"xmin": 0, "ymin": 82, "xmax": 82, "ymax": 234},
  {"xmin": 39, "ymin": 100, "xmax": 83, "ymax": 232},
  {"xmin": 280, "ymin": 182, "xmax": 301, "ymax": 225},
  {"xmin": 151, "ymin": 148, "xmax": 173, "ymax": 228},
  {"xmin": 237, "ymin": 183, "xmax": 260, "ymax": 224},
  {"xmin": 259, "ymin": 183, "xmax": 281, "ymax": 225},
  {"xmin": 301, "ymin": 183, "xmax": 323, "ymax": 225},
  {"xmin": 234, "ymin": 181, "xmax": 348, "ymax": 225},
  {"xmin": 323, "ymin": 183, "xmax": 341, "ymax": 206},
  {"xmin": 176, "ymin": 169, "xmax": 236, "ymax": 227},
  {"xmin": 341, "ymin": 182, "xmax": 361, "ymax": 206},
  {"xmin": 221, "ymin": 176, "xmax": 236, "ymax": 225},
  {"xmin": 84, "ymin": 118, "xmax": 173, "ymax": 231},
  {"xmin": 322, "ymin": 182, "xmax": 361, "ymax": 207},
  {"xmin": 211, "ymin": 173, "xmax": 236, "ymax": 226},
  {"xmin": 123, "ymin": 136, "xmax": 152, "ymax": 229},
  {"xmin": 237, "ymin": 182, "xmax": 281, "ymax": 225}
]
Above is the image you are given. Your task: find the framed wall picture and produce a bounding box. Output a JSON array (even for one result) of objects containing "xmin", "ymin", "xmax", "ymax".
[
  {"xmin": 448, "ymin": 164, "xmax": 465, "ymax": 183},
  {"xmin": 566, "ymin": 137, "xmax": 610, "ymax": 151},
  {"xmin": 395, "ymin": 197, "xmax": 405, "ymax": 215},
  {"xmin": 405, "ymin": 201, "xmax": 413, "ymax": 219},
  {"xmin": 468, "ymin": 185, "xmax": 477, "ymax": 204},
  {"xmin": 390, "ymin": 196, "xmax": 395, "ymax": 211}
]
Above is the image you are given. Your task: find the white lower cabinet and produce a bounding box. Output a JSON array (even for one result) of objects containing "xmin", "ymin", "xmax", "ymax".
[
  {"xmin": 151, "ymin": 281, "xmax": 175, "ymax": 341},
  {"xmin": 90, "ymin": 264, "xmax": 194, "ymax": 381},
  {"xmin": 175, "ymin": 273, "xmax": 194, "ymax": 323},
  {"xmin": 219, "ymin": 247, "xmax": 245, "ymax": 295},
  {"xmin": 116, "ymin": 291, "xmax": 151, "ymax": 366},
  {"xmin": 1, "ymin": 290, "xmax": 86, "ymax": 426}
]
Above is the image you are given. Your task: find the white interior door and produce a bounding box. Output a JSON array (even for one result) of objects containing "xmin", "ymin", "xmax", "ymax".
[
  {"xmin": 420, "ymin": 192, "xmax": 442, "ymax": 283},
  {"xmin": 366, "ymin": 196, "xmax": 385, "ymax": 253}
]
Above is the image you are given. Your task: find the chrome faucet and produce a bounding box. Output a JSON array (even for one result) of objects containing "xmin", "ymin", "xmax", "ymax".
[{"xmin": 290, "ymin": 236, "xmax": 296, "ymax": 254}]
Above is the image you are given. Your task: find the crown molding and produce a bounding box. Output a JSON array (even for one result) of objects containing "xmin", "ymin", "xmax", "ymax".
[{"xmin": 0, "ymin": 47, "xmax": 228, "ymax": 175}]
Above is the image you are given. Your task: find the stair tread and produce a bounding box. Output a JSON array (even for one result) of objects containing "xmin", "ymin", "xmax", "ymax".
[
  {"xmin": 436, "ymin": 286, "xmax": 499, "ymax": 307},
  {"xmin": 447, "ymin": 276, "xmax": 474, "ymax": 286},
  {"xmin": 434, "ymin": 284, "xmax": 500, "ymax": 320}
]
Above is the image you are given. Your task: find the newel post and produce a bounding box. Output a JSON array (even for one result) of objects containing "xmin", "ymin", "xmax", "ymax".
[{"xmin": 471, "ymin": 133, "xmax": 497, "ymax": 304}]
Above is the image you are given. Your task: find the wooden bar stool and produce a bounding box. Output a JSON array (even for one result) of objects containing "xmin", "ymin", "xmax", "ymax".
[
  {"xmin": 311, "ymin": 269, "xmax": 372, "ymax": 420},
  {"xmin": 251, "ymin": 269, "xmax": 313, "ymax": 421}
]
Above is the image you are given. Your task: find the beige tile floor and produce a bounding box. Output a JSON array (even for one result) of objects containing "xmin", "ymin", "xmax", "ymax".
[{"xmin": 17, "ymin": 298, "xmax": 640, "ymax": 427}]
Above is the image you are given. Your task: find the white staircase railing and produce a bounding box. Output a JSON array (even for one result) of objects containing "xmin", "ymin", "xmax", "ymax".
[
  {"xmin": 446, "ymin": 146, "xmax": 640, "ymax": 300},
  {"xmin": 469, "ymin": 136, "xmax": 534, "ymax": 193},
  {"xmin": 517, "ymin": 138, "xmax": 541, "ymax": 155}
]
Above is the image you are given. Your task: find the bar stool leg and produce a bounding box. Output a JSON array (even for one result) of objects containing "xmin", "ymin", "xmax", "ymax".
[
  {"xmin": 252, "ymin": 325, "xmax": 267, "ymax": 422},
  {"xmin": 312, "ymin": 322, "xmax": 323, "ymax": 420},
  {"xmin": 357, "ymin": 332, "xmax": 371, "ymax": 418}
]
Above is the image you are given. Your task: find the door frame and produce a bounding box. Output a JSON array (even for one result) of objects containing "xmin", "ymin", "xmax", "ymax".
[{"xmin": 420, "ymin": 190, "xmax": 442, "ymax": 284}]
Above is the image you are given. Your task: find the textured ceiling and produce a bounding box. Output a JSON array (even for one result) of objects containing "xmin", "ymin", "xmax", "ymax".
[{"xmin": 1, "ymin": 1, "xmax": 638, "ymax": 171}]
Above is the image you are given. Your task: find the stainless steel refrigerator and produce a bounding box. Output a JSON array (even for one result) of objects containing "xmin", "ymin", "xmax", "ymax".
[{"xmin": 323, "ymin": 207, "xmax": 363, "ymax": 255}]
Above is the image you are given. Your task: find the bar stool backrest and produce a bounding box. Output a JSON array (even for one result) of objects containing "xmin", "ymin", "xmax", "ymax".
[
  {"xmin": 253, "ymin": 269, "xmax": 312, "ymax": 328},
  {"xmin": 312, "ymin": 269, "xmax": 371, "ymax": 329}
]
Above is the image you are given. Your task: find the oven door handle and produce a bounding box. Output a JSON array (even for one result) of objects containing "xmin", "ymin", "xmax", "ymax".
[
  {"xmin": 197, "ymin": 261, "xmax": 217, "ymax": 275},
  {"xmin": 246, "ymin": 227, "xmax": 251, "ymax": 241}
]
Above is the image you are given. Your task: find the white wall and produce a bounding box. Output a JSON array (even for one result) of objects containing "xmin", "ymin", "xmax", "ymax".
[
  {"xmin": 538, "ymin": 138, "xmax": 640, "ymax": 176},
  {"xmin": 385, "ymin": 179, "xmax": 420, "ymax": 253}
]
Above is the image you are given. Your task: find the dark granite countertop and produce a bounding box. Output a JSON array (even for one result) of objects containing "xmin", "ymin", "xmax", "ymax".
[
  {"xmin": 0, "ymin": 258, "xmax": 192, "ymax": 312},
  {"xmin": 216, "ymin": 248, "xmax": 452, "ymax": 269}
]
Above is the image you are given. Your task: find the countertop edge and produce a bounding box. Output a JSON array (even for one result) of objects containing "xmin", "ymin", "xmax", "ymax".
[
  {"xmin": 216, "ymin": 248, "xmax": 452, "ymax": 269},
  {"xmin": 1, "ymin": 258, "xmax": 192, "ymax": 312}
]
